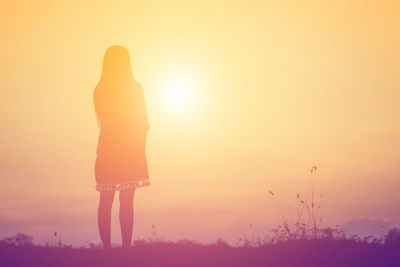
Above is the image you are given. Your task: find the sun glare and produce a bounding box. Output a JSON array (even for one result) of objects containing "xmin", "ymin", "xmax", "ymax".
[
  {"xmin": 159, "ymin": 67, "xmax": 205, "ymax": 117},
  {"xmin": 169, "ymin": 86, "xmax": 187, "ymax": 105},
  {"xmin": 164, "ymin": 78, "xmax": 194, "ymax": 111}
]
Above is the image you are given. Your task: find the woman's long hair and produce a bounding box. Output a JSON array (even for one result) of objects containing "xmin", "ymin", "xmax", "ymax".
[{"xmin": 94, "ymin": 46, "xmax": 148, "ymax": 132}]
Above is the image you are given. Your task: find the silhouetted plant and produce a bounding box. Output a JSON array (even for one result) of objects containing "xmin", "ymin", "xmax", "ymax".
[
  {"xmin": 215, "ymin": 237, "xmax": 230, "ymax": 247},
  {"xmin": 134, "ymin": 224, "xmax": 167, "ymax": 244},
  {"xmin": 0, "ymin": 233, "xmax": 34, "ymax": 247},
  {"xmin": 236, "ymin": 224, "xmax": 268, "ymax": 247},
  {"xmin": 384, "ymin": 228, "xmax": 400, "ymax": 246},
  {"xmin": 266, "ymin": 165, "xmax": 324, "ymax": 242},
  {"xmin": 83, "ymin": 240, "xmax": 102, "ymax": 249}
]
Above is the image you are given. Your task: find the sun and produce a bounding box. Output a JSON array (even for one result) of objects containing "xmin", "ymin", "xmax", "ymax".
[
  {"xmin": 164, "ymin": 79, "xmax": 193, "ymax": 110},
  {"xmin": 158, "ymin": 68, "xmax": 202, "ymax": 116},
  {"xmin": 169, "ymin": 86, "xmax": 188, "ymax": 105}
]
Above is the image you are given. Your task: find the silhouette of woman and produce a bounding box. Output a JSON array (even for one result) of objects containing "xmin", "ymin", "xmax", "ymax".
[{"xmin": 94, "ymin": 46, "xmax": 150, "ymax": 248}]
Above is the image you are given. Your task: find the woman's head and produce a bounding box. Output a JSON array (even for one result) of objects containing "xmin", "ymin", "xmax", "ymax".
[
  {"xmin": 100, "ymin": 45, "xmax": 133, "ymax": 83},
  {"xmin": 94, "ymin": 46, "xmax": 137, "ymax": 125}
]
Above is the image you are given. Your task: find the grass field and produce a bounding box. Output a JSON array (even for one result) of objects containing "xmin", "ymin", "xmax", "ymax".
[{"xmin": 1, "ymin": 229, "xmax": 399, "ymax": 267}]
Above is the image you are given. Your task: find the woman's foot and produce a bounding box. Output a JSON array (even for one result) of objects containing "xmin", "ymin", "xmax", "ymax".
[
  {"xmin": 122, "ymin": 242, "xmax": 131, "ymax": 249},
  {"xmin": 103, "ymin": 243, "xmax": 112, "ymax": 250}
]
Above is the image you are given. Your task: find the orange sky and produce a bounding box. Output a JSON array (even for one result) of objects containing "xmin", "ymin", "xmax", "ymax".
[{"xmin": 1, "ymin": 0, "xmax": 399, "ymax": 245}]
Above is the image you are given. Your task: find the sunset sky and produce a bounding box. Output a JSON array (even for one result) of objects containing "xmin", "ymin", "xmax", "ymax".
[{"xmin": 1, "ymin": 0, "xmax": 399, "ymax": 245}]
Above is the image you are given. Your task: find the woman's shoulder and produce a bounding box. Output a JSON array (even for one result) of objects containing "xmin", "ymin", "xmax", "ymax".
[{"xmin": 135, "ymin": 81, "xmax": 144, "ymax": 91}]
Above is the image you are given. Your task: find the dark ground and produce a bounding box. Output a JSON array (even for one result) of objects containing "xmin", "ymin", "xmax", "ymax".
[{"xmin": 1, "ymin": 238, "xmax": 399, "ymax": 267}]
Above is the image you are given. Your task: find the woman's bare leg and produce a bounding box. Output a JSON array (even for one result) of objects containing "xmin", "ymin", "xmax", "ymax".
[
  {"xmin": 98, "ymin": 190, "xmax": 115, "ymax": 248},
  {"xmin": 119, "ymin": 187, "xmax": 135, "ymax": 248}
]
